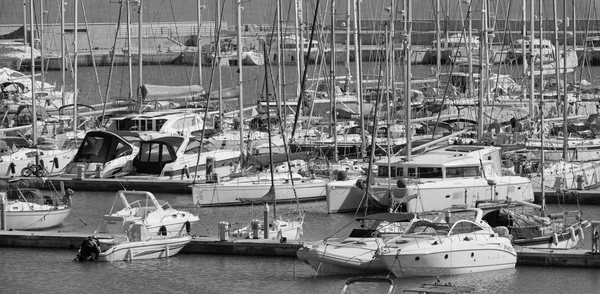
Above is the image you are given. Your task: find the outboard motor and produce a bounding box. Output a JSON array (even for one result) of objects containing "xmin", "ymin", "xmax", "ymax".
[{"xmin": 73, "ymin": 236, "xmax": 101, "ymax": 262}]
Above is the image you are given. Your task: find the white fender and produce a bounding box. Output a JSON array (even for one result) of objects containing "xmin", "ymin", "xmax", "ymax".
[
  {"xmin": 578, "ymin": 227, "xmax": 585, "ymax": 241},
  {"xmin": 552, "ymin": 233, "xmax": 559, "ymax": 246},
  {"xmin": 570, "ymin": 227, "xmax": 577, "ymax": 242}
]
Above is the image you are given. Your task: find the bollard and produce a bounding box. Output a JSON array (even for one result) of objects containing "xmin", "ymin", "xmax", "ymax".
[
  {"xmin": 0, "ymin": 192, "xmax": 6, "ymax": 230},
  {"xmin": 218, "ymin": 221, "xmax": 229, "ymax": 241},
  {"xmin": 251, "ymin": 219, "xmax": 260, "ymax": 239},
  {"xmin": 95, "ymin": 164, "xmax": 103, "ymax": 178},
  {"xmin": 264, "ymin": 203, "xmax": 270, "ymax": 239},
  {"xmin": 76, "ymin": 165, "xmax": 85, "ymax": 180}
]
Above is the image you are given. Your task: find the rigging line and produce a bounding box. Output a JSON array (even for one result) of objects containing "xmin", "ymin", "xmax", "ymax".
[
  {"xmin": 191, "ymin": 3, "xmax": 224, "ymax": 183},
  {"xmin": 267, "ymin": 45, "xmax": 301, "ymax": 213},
  {"xmin": 291, "ymin": 0, "xmax": 322, "ymax": 139},
  {"xmin": 100, "ymin": 0, "xmax": 124, "ymax": 127},
  {"xmin": 80, "ymin": 0, "xmax": 104, "ymax": 104},
  {"xmin": 167, "ymin": 0, "xmax": 191, "ymax": 85},
  {"xmin": 355, "ymin": 54, "xmax": 385, "ymax": 217},
  {"xmin": 431, "ymin": 0, "xmax": 473, "ymax": 138},
  {"xmin": 489, "ymin": 0, "xmax": 514, "ymax": 121}
]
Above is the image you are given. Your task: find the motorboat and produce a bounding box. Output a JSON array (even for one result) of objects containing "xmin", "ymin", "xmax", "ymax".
[
  {"xmin": 378, "ymin": 208, "xmax": 517, "ymax": 277},
  {"xmin": 0, "ymin": 67, "xmax": 74, "ymax": 110},
  {"xmin": 73, "ymin": 190, "xmax": 196, "ymax": 262},
  {"xmin": 328, "ymin": 145, "xmax": 534, "ymax": 214},
  {"xmin": 74, "ymin": 222, "xmax": 191, "ymax": 262},
  {"xmin": 2, "ymin": 177, "xmax": 72, "ymax": 230},
  {"xmin": 97, "ymin": 190, "xmax": 199, "ymax": 236},
  {"xmin": 118, "ymin": 136, "xmax": 241, "ymax": 180},
  {"xmin": 296, "ymin": 212, "xmax": 416, "ymax": 276},
  {"xmin": 393, "ymin": 145, "xmax": 534, "ymax": 213},
  {"xmin": 105, "ymin": 109, "xmax": 205, "ymax": 138},
  {"xmin": 60, "ymin": 131, "xmax": 140, "ymax": 179}
]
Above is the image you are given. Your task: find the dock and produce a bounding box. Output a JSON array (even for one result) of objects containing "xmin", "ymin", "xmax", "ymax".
[
  {"xmin": 533, "ymin": 190, "xmax": 600, "ymax": 205},
  {"xmin": 3, "ymin": 230, "xmax": 600, "ymax": 266},
  {"xmin": 48, "ymin": 177, "xmax": 195, "ymax": 194},
  {"xmin": 515, "ymin": 246, "xmax": 600, "ymax": 268},
  {"xmin": 0, "ymin": 230, "xmax": 303, "ymax": 257}
]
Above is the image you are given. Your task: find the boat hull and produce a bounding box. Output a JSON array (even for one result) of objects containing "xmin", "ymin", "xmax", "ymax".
[
  {"xmin": 97, "ymin": 236, "xmax": 191, "ymax": 262},
  {"xmin": 296, "ymin": 240, "xmax": 387, "ymax": 276},
  {"xmin": 381, "ymin": 242, "xmax": 517, "ymax": 277},
  {"xmin": 192, "ymin": 180, "xmax": 326, "ymax": 206},
  {"xmin": 326, "ymin": 180, "xmax": 392, "ymax": 213},
  {"xmin": 5, "ymin": 207, "xmax": 70, "ymax": 230}
]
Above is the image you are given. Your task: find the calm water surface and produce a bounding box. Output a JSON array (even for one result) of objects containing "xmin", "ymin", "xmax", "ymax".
[{"xmin": 2, "ymin": 190, "xmax": 600, "ymax": 294}]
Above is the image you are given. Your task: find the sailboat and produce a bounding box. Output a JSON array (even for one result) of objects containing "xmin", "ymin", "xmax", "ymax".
[
  {"xmin": 2, "ymin": 177, "xmax": 71, "ymax": 230},
  {"xmin": 227, "ymin": 30, "xmax": 304, "ymax": 242},
  {"xmin": 3, "ymin": 3, "xmax": 71, "ymax": 231}
]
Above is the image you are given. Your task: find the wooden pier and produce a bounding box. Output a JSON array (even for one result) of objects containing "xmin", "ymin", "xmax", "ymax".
[{"xmin": 0, "ymin": 230, "xmax": 303, "ymax": 257}]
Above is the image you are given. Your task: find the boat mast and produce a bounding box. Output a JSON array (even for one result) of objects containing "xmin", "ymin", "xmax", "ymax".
[
  {"xmin": 529, "ymin": 0, "xmax": 535, "ymax": 118},
  {"xmin": 345, "ymin": 0, "xmax": 351, "ymax": 96},
  {"xmin": 550, "ymin": 0, "xmax": 564, "ymax": 159},
  {"xmin": 216, "ymin": 0, "xmax": 223, "ymax": 118},
  {"xmin": 435, "ymin": 0, "xmax": 441, "ymax": 90},
  {"xmin": 137, "ymin": 0, "xmax": 143, "ymax": 113},
  {"xmin": 352, "ymin": 0, "xmax": 365, "ymax": 158},
  {"xmin": 236, "ymin": 0, "xmax": 244, "ymax": 173},
  {"xmin": 404, "ymin": 0, "xmax": 412, "ymax": 161},
  {"xmin": 29, "ymin": 0, "xmax": 37, "ymax": 159},
  {"xmin": 293, "ymin": 0, "xmax": 303, "ymax": 98},
  {"xmin": 126, "ymin": 0, "xmax": 133, "ymax": 100},
  {"xmin": 522, "ymin": 0, "xmax": 528, "ymax": 110},
  {"xmin": 562, "ymin": 0, "xmax": 568, "ymax": 160},
  {"xmin": 73, "ymin": 0, "xmax": 79, "ymax": 134},
  {"xmin": 61, "ymin": 0, "xmax": 66, "ymax": 105},
  {"xmin": 23, "ymin": 0, "xmax": 27, "ymax": 57},
  {"xmin": 538, "ymin": 0, "xmax": 546, "ymax": 215},
  {"xmin": 263, "ymin": 44, "xmax": 276, "ymax": 219},
  {"xmin": 386, "ymin": 2, "xmax": 394, "ymax": 192},
  {"xmin": 477, "ymin": 0, "xmax": 487, "ymax": 141},
  {"xmin": 197, "ymin": 0, "xmax": 204, "ymax": 88},
  {"xmin": 330, "ymin": 0, "xmax": 338, "ymax": 163},
  {"xmin": 40, "ymin": 0, "xmax": 45, "ymax": 93},
  {"xmin": 276, "ymin": 0, "xmax": 284, "ymax": 117}
]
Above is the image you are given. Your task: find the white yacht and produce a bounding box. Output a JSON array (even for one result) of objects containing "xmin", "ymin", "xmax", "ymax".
[
  {"xmin": 379, "ymin": 208, "xmax": 517, "ymax": 277},
  {"xmin": 327, "ymin": 145, "xmax": 534, "ymax": 213},
  {"xmin": 105, "ymin": 109, "xmax": 204, "ymax": 138}
]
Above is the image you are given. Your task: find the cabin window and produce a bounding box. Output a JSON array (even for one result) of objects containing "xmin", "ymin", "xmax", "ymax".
[
  {"xmin": 418, "ymin": 167, "xmax": 442, "ymax": 178},
  {"xmin": 116, "ymin": 119, "xmax": 137, "ymax": 131},
  {"xmin": 408, "ymin": 168, "xmax": 416, "ymax": 177},
  {"xmin": 446, "ymin": 166, "xmax": 481, "ymax": 178},
  {"xmin": 449, "ymin": 221, "xmax": 482, "ymax": 235},
  {"xmin": 377, "ymin": 166, "xmax": 400, "ymax": 177},
  {"xmin": 139, "ymin": 143, "xmax": 151, "ymax": 162},
  {"xmin": 155, "ymin": 119, "xmax": 167, "ymax": 132},
  {"xmin": 161, "ymin": 145, "xmax": 173, "ymax": 161}
]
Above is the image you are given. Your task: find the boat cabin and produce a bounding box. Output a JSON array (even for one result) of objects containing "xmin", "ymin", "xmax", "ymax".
[
  {"xmin": 377, "ymin": 145, "xmax": 501, "ymax": 181},
  {"xmin": 106, "ymin": 110, "xmax": 203, "ymax": 138}
]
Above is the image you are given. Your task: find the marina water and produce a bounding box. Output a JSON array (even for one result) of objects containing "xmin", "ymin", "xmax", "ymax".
[
  {"xmin": 4, "ymin": 64, "xmax": 600, "ymax": 293},
  {"xmin": 1, "ymin": 190, "xmax": 600, "ymax": 293}
]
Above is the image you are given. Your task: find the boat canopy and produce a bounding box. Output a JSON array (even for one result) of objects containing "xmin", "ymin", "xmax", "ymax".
[{"xmin": 141, "ymin": 84, "xmax": 204, "ymax": 101}]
